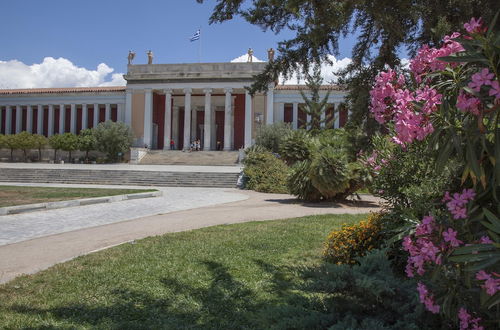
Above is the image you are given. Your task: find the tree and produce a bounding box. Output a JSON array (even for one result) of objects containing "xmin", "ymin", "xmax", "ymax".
[
  {"xmin": 93, "ymin": 121, "xmax": 133, "ymax": 162},
  {"xmin": 59, "ymin": 133, "xmax": 79, "ymax": 162},
  {"xmin": 49, "ymin": 134, "xmax": 65, "ymax": 161},
  {"xmin": 32, "ymin": 134, "xmax": 47, "ymax": 161},
  {"xmin": 13, "ymin": 132, "xmax": 36, "ymax": 162},
  {"xmin": 197, "ymin": 0, "xmax": 500, "ymax": 136},
  {"xmin": 2, "ymin": 135, "xmax": 16, "ymax": 161},
  {"xmin": 299, "ymin": 65, "xmax": 332, "ymax": 132},
  {"xmin": 77, "ymin": 128, "xmax": 96, "ymax": 161}
]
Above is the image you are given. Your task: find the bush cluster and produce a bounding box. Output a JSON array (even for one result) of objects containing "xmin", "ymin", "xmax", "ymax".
[
  {"xmin": 242, "ymin": 149, "xmax": 289, "ymax": 193},
  {"xmin": 0, "ymin": 121, "xmax": 133, "ymax": 163},
  {"xmin": 323, "ymin": 212, "xmax": 383, "ymax": 265}
]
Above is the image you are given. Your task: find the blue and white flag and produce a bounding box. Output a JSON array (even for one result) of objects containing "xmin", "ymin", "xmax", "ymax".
[{"xmin": 190, "ymin": 29, "xmax": 201, "ymax": 42}]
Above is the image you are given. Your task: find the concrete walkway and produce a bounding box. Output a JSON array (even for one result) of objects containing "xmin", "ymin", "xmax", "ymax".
[
  {"xmin": 0, "ymin": 184, "xmax": 382, "ymax": 284},
  {"xmin": 0, "ymin": 162, "xmax": 242, "ymax": 173}
]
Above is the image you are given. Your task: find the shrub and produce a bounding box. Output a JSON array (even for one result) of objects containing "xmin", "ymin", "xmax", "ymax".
[
  {"xmin": 243, "ymin": 151, "xmax": 289, "ymax": 193},
  {"xmin": 32, "ymin": 134, "xmax": 47, "ymax": 161},
  {"xmin": 323, "ymin": 212, "xmax": 384, "ymax": 265},
  {"xmin": 93, "ymin": 121, "xmax": 133, "ymax": 162},
  {"xmin": 280, "ymin": 129, "xmax": 315, "ymax": 165},
  {"xmin": 308, "ymin": 146, "xmax": 350, "ymax": 200},
  {"xmin": 287, "ymin": 160, "xmax": 323, "ymax": 201},
  {"xmin": 49, "ymin": 134, "xmax": 65, "ymax": 161},
  {"xmin": 254, "ymin": 121, "xmax": 291, "ymax": 153},
  {"xmin": 321, "ymin": 249, "xmax": 442, "ymax": 329},
  {"xmin": 78, "ymin": 128, "xmax": 96, "ymax": 161}
]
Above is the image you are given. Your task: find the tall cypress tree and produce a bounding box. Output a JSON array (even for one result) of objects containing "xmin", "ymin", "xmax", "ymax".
[{"xmin": 299, "ymin": 65, "xmax": 331, "ymax": 132}]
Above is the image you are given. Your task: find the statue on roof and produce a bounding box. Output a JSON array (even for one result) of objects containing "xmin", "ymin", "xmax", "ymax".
[
  {"xmin": 147, "ymin": 50, "xmax": 154, "ymax": 64},
  {"xmin": 127, "ymin": 51, "xmax": 136, "ymax": 65},
  {"xmin": 247, "ymin": 48, "xmax": 254, "ymax": 62},
  {"xmin": 267, "ymin": 48, "xmax": 275, "ymax": 62}
]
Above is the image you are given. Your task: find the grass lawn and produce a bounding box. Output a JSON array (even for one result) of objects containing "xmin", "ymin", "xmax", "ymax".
[
  {"xmin": 0, "ymin": 185, "xmax": 157, "ymax": 207},
  {"xmin": 0, "ymin": 214, "xmax": 365, "ymax": 329}
]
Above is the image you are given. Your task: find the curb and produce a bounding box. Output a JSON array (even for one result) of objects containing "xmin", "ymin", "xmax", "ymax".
[{"xmin": 0, "ymin": 191, "xmax": 163, "ymax": 216}]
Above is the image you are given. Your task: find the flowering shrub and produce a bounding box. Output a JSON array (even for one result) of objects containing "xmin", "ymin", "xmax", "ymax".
[
  {"xmin": 323, "ymin": 212, "xmax": 383, "ymax": 264},
  {"xmin": 368, "ymin": 14, "xmax": 499, "ymax": 329}
]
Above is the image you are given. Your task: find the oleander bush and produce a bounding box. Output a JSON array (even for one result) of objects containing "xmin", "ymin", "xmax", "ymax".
[
  {"xmin": 323, "ymin": 212, "xmax": 384, "ymax": 265},
  {"xmin": 243, "ymin": 150, "xmax": 289, "ymax": 193}
]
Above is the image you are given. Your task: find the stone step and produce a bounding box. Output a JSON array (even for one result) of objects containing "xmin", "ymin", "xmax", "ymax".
[
  {"xmin": 0, "ymin": 168, "xmax": 240, "ymax": 188},
  {"xmin": 140, "ymin": 150, "xmax": 240, "ymax": 166}
]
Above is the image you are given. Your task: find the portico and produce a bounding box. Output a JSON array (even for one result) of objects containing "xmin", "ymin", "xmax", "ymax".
[{"xmin": 123, "ymin": 62, "xmax": 264, "ymax": 151}]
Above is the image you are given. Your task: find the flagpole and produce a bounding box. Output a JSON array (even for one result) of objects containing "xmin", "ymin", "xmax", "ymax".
[{"xmin": 198, "ymin": 27, "xmax": 202, "ymax": 63}]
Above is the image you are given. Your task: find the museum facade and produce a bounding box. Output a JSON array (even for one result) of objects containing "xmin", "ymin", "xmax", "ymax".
[{"xmin": 0, "ymin": 61, "xmax": 348, "ymax": 150}]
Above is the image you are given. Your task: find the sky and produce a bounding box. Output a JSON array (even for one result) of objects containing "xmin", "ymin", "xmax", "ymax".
[{"xmin": 0, "ymin": 0, "xmax": 358, "ymax": 88}]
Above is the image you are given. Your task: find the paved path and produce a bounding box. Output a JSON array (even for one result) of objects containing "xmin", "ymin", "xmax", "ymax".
[
  {"xmin": 0, "ymin": 184, "xmax": 382, "ymax": 284},
  {"xmin": 0, "ymin": 183, "xmax": 248, "ymax": 246},
  {"xmin": 0, "ymin": 162, "xmax": 242, "ymax": 173}
]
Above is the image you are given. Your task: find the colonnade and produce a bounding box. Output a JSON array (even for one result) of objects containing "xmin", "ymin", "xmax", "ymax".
[{"xmin": 0, "ymin": 103, "xmax": 124, "ymax": 136}]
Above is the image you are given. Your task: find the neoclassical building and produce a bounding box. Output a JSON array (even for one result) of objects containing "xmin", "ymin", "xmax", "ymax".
[{"xmin": 0, "ymin": 61, "xmax": 348, "ymax": 150}]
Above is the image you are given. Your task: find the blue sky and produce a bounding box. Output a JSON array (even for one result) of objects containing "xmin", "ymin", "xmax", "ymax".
[{"xmin": 0, "ymin": 0, "xmax": 357, "ymax": 88}]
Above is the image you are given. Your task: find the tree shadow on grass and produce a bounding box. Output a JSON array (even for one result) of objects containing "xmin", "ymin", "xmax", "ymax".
[{"xmin": 8, "ymin": 260, "xmax": 333, "ymax": 329}]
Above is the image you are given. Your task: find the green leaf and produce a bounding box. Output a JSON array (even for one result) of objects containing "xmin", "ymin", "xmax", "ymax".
[
  {"xmin": 466, "ymin": 142, "xmax": 481, "ymax": 180},
  {"xmin": 437, "ymin": 55, "xmax": 489, "ymax": 64}
]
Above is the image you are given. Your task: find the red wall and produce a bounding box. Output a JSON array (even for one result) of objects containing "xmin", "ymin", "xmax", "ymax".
[
  {"xmin": 111, "ymin": 106, "xmax": 117, "ymax": 122},
  {"xmin": 216, "ymin": 111, "xmax": 224, "ymax": 148},
  {"xmin": 178, "ymin": 109, "xmax": 185, "ymax": 149},
  {"xmin": 65, "ymin": 107, "xmax": 71, "ymax": 133},
  {"xmin": 54, "ymin": 108, "xmax": 60, "ymax": 133},
  {"xmin": 233, "ymin": 94, "xmax": 245, "ymax": 149},
  {"xmin": 42, "ymin": 107, "xmax": 48, "ymax": 136},
  {"xmin": 99, "ymin": 106, "xmax": 105, "ymax": 123},
  {"xmin": 339, "ymin": 107, "xmax": 348, "ymax": 127},
  {"xmin": 88, "ymin": 107, "xmax": 94, "ymax": 128},
  {"xmin": 153, "ymin": 93, "xmax": 165, "ymax": 149},
  {"xmin": 284, "ymin": 104, "xmax": 293, "ymax": 124},
  {"xmin": 298, "ymin": 107, "xmax": 307, "ymax": 128}
]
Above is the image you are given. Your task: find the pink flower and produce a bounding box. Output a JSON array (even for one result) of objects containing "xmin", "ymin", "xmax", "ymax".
[
  {"xmin": 417, "ymin": 282, "xmax": 440, "ymax": 314},
  {"xmin": 476, "ymin": 270, "xmax": 500, "ymax": 296},
  {"xmin": 443, "ymin": 189, "xmax": 475, "ymax": 219},
  {"xmin": 457, "ymin": 91, "xmax": 481, "ymax": 116},
  {"xmin": 468, "ymin": 68, "xmax": 494, "ymax": 92},
  {"xmin": 464, "ymin": 17, "xmax": 484, "ymax": 34},
  {"xmin": 489, "ymin": 80, "xmax": 500, "ymax": 99},
  {"xmin": 442, "ymin": 228, "xmax": 463, "ymax": 247},
  {"xmin": 479, "ymin": 235, "xmax": 493, "ymax": 244},
  {"xmin": 458, "ymin": 307, "xmax": 484, "ymax": 330},
  {"xmin": 416, "ymin": 215, "xmax": 435, "ymax": 236}
]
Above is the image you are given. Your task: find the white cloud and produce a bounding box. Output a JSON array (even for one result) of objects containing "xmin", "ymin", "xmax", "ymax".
[
  {"xmin": 0, "ymin": 57, "xmax": 126, "ymax": 89},
  {"xmin": 230, "ymin": 53, "xmax": 264, "ymax": 63},
  {"xmin": 280, "ymin": 55, "xmax": 352, "ymax": 85}
]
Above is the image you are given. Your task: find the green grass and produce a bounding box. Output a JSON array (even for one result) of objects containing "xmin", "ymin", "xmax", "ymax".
[
  {"xmin": 0, "ymin": 186, "xmax": 157, "ymax": 207},
  {"xmin": 0, "ymin": 214, "xmax": 365, "ymax": 329}
]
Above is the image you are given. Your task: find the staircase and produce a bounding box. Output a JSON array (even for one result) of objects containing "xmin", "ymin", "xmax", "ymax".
[
  {"xmin": 0, "ymin": 168, "xmax": 239, "ymax": 188},
  {"xmin": 140, "ymin": 150, "xmax": 240, "ymax": 166}
]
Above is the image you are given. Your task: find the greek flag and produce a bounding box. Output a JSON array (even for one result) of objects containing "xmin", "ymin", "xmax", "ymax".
[{"xmin": 190, "ymin": 29, "xmax": 201, "ymax": 42}]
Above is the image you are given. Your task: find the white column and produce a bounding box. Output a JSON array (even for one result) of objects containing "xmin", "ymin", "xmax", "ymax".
[
  {"xmin": 334, "ymin": 104, "xmax": 340, "ymax": 129},
  {"xmin": 59, "ymin": 104, "xmax": 65, "ymax": 134},
  {"xmin": 93, "ymin": 104, "xmax": 99, "ymax": 127},
  {"xmin": 306, "ymin": 113, "xmax": 311, "ymax": 129},
  {"xmin": 292, "ymin": 103, "xmax": 298, "ymax": 129},
  {"xmin": 26, "ymin": 105, "xmax": 33, "ymax": 133},
  {"xmin": 48, "ymin": 105, "xmax": 54, "ymax": 136},
  {"xmin": 5, "ymin": 106, "xmax": 12, "ymax": 134},
  {"xmin": 223, "ymin": 88, "xmax": 232, "ymax": 151},
  {"xmin": 143, "ymin": 88, "xmax": 153, "ymax": 148},
  {"xmin": 244, "ymin": 90, "xmax": 253, "ymax": 148},
  {"xmin": 117, "ymin": 103, "xmax": 124, "ymax": 122},
  {"xmin": 15, "ymin": 105, "xmax": 22, "ymax": 133},
  {"xmin": 266, "ymin": 83, "xmax": 274, "ymax": 124},
  {"xmin": 278, "ymin": 102, "xmax": 285, "ymax": 123},
  {"xmin": 172, "ymin": 106, "xmax": 179, "ymax": 149},
  {"xmin": 203, "ymin": 88, "xmax": 212, "ymax": 151},
  {"xmin": 125, "ymin": 90, "xmax": 133, "ymax": 126},
  {"xmin": 105, "ymin": 103, "xmax": 111, "ymax": 122},
  {"xmin": 70, "ymin": 104, "xmax": 76, "ymax": 133},
  {"xmin": 321, "ymin": 108, "xmax": 326, "ymax": 128},
  {"xmin": 0, "ymin": 107, "xmax": 2, "ymax": 134},
  {"xmin": 191, "ymin": 108, "xmax": 197, "ymax": 140},
  {"xmin": 163, "ymin": 89, "xmax": 172, "ymax": 150},
  {"xmin": 37, "ymin": 105, "xmax": 43, "ymax": 135},
  {"xmin": 82, "ymin": 104, "xmax": 88, "ymax": 130},
  {"xmin": 183, "ymin": 88, "xmax": 192, "ymax": 150}
]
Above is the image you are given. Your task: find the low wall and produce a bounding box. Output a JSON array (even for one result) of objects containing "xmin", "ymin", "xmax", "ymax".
[{"xmin": 0, "ymin": 148, "xmax": 130, "ymax": 163}]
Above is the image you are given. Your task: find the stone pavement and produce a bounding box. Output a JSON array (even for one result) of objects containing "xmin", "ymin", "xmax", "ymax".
[
  {"xmin": 0, "ymin": 183, "xmax": 248, "ymax": 246},
  {"xmin": 0, "ymin": 162, "xmax": 242, "ymax": 173},
  {"xmin": 0, "ymin": 183, "xmax": 382, "ymax": 284}
]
